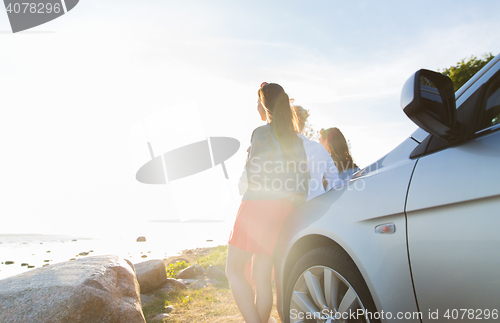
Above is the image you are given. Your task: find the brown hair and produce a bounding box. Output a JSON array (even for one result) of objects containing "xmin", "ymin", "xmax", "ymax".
[
  {"xmin": 258, "ymin": 83, "xmax": 300, "ymax": 158},
  {"xmin": 320, "ymin": 127, "xmax": 358, "ymax": 172}
]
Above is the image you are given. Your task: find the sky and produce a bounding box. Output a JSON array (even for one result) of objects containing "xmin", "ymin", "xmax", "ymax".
[{"xmin": 1, "ymin": 0, "xmax": 500, "ymax": 235}]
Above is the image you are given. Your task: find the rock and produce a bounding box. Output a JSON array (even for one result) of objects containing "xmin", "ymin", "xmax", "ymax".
[
  {"xmin": 134, "ymin": 259, "xmax": 167, "ymax": 294},
  {"xmin": 42, "ymin": 264, "xmax": 49, "ymax": 267},
  {"xmin": 177, "ymin": 278, "xmax": 197, "ymax": 284},
  {"xmin": 187, "ymin": 281, "xmax": 204, "ymax": 289},
  {"xmin": 165, "ymin": 305, "xmax": 174, "ymax": 313},
  {"xmin": 175, "ymin": 264, "xmax": 205, "ymax": 279},
  {"xmin": 44, "ymin": 260, "xmax": 50, "ymax": 263},
  {"xmin": 21, "ymin": 263, "xmax": 29, "ymax": 267},
  {"xmin": 0, "ymin": 255, "xmax": 145, "ymax": 323},
  {"xmin": 151, "ymin": 313, "xmax": 169, "ymax": 322},
  {"xmin": 46, "ymin": 251, "xmax": 51, "ymax": 253},
  {"xmin": 141, "ymin": 255, "xmax": 147, "ymax": 258},
  {"xmin": 206, "ymin": 265, "xmax": 226, "ymax": 280},
  {"xmin": 140, "ymin": 294, "xmax": 155, "ymax": 306},
  {"xmin": 27, "ymin": 265, "xmax": 35, "ymax": 269},
  {"xmin": 79, "ymin": 251, "xmax": 89, "ymax": 256},
  {"xmin": 136, "ymin": 236, "xmax": 146, "ymax": 242},
  {"xmin": 5, "ymin": 261, "xmax": 14, "ymax": 265},
  {"xmin": 165, "ymin": 278, "xmax": 186, "ymax": 290},
  {"xmin": 157, "ymin": 282, "xmax": 175, "ymax": 294}
]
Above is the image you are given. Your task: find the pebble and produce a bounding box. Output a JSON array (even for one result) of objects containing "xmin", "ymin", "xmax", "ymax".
[{"xmin": 5, "ymin": 261, "xmax": 14, "ymax": 265}]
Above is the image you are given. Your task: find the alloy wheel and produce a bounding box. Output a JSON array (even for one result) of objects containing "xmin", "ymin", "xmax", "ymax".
[{"xmin": 290, "ymin": 265, "xmax": 370, "ymax": 323}]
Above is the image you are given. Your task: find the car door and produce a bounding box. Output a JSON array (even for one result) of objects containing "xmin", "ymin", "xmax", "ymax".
[{"xmin": 405, "ymin": 72, "xmax": 500, "ymax": 322}]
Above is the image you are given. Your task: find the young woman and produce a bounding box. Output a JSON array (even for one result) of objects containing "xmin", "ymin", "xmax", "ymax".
[
  {"xmin": 292, "ymin": 104, "xmax": 339, "ymax": 199},
  {"xmin": 319, "ymin": 127, "xmax": 360, "ymax": 186},
  {"xmin": 227, "ymin": 83, "xmax": 309, "ymax": 323}
]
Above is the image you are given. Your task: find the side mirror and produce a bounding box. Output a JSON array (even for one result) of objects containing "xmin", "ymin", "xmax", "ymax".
[{"xmin": 401, "ymin": 69, "xmax": 462, "ymax": 142}]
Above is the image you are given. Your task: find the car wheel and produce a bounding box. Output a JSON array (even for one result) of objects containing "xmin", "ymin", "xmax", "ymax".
[{"xmin": 284, "ymin": 246, "xmax": 379, "ymax": 323}]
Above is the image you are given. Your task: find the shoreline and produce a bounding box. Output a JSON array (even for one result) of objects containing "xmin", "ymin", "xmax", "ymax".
[{"xmin": 0, "ymin": 232, "xmax": 228, "ymax": 281}]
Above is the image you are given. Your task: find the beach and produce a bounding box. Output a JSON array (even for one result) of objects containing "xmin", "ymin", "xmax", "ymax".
[{"xmin": 0, "ymin": 220, "xmax": 234, "ymax": 281}]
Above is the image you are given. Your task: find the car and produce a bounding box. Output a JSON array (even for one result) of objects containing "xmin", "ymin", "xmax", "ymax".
[{"xmin": 274, "ymin": 54, "xmax": 500, "ymax": 323}]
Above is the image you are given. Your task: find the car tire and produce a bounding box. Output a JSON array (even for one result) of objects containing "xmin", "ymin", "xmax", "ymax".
[{"xmin": 284, "ymin": 246, "xmax": 379, "ymax": 323}]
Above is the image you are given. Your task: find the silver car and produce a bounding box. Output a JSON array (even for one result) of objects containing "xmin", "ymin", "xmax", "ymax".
[{"xmin": 275, "ymin": 54, "xmax": 500, "ymax": 323}]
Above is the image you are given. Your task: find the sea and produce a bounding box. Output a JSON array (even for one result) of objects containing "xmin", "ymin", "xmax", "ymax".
[{"xmin": 0, "ymin": 220, "xmax": 234, "ymax": 281}]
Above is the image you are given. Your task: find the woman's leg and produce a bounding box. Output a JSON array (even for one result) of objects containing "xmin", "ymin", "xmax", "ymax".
[
  {"xmin": 252, "ymin": 253, "xmax": 274, "ymax": 323},
  {"xmin": 226, "ymin": 244, "xmax": 261, "ymax": 323}
]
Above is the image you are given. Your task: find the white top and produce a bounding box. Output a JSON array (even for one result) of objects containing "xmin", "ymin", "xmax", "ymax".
[
  {"xmin": 238, "ymin": 134, "xmax": 339, "ymax": 201},
  {"xmin": 298, "ymin": 134, "xmax": 339, "ymax": 201}
]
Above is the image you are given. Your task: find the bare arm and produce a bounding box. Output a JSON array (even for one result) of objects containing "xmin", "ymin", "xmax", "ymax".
[{"xmin": 323, "ymin": 151, "xmax": 339, "ymax": 192}]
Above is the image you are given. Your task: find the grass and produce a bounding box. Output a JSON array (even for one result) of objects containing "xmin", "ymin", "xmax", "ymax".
[
  {"xmin": 147, "ymin": 284, "xmax": 279, "ymax": 322},
  {"xmin": 142, "ymin": 245, "xmax": 280, "ymax": 322},
  {"xmin": 142, "ymin": 295, "xmax": 171, "ymax": 320},
  {"xmin": 166, "ymin": 261, "xmax": 189, "ymax": 279},
  {"xmin": 160, "ymin": 285, "xmax": 242, "ymax": 322},
  {"xmin": 195, "ymin": 245, "xmax": 228, "ymax": 272}
]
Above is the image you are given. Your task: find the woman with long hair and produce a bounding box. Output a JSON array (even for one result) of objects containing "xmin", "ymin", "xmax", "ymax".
[
  {"xmin": 319, "ymin": 127, "xmax": 360, "ymax": 185},
  {"xmin": 292, "ymin": 105, "xmax": 339, "ymax": 199},
  {"xmin": 227, "ymin": 83, "xmax": 309, "ymax": 323}
]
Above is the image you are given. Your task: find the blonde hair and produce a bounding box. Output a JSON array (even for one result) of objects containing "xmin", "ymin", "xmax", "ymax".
[{"xmin": 291, "ymin": 104, "xmax": 310, "ymax": 133}]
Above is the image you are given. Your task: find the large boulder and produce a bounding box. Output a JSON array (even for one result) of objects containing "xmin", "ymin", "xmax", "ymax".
[
  {"xmin": 134, "ymin": 259, "xmax": 167, "ymax": 293},
  {"xmin": 0, "ymin": 255, "xmax": 145, "ymax": 323}
]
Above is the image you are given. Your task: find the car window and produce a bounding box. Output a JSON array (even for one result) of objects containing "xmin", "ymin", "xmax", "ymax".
[{"xmin": 478, "ymin": 76, "xmax": 500, "ymax": 131}]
